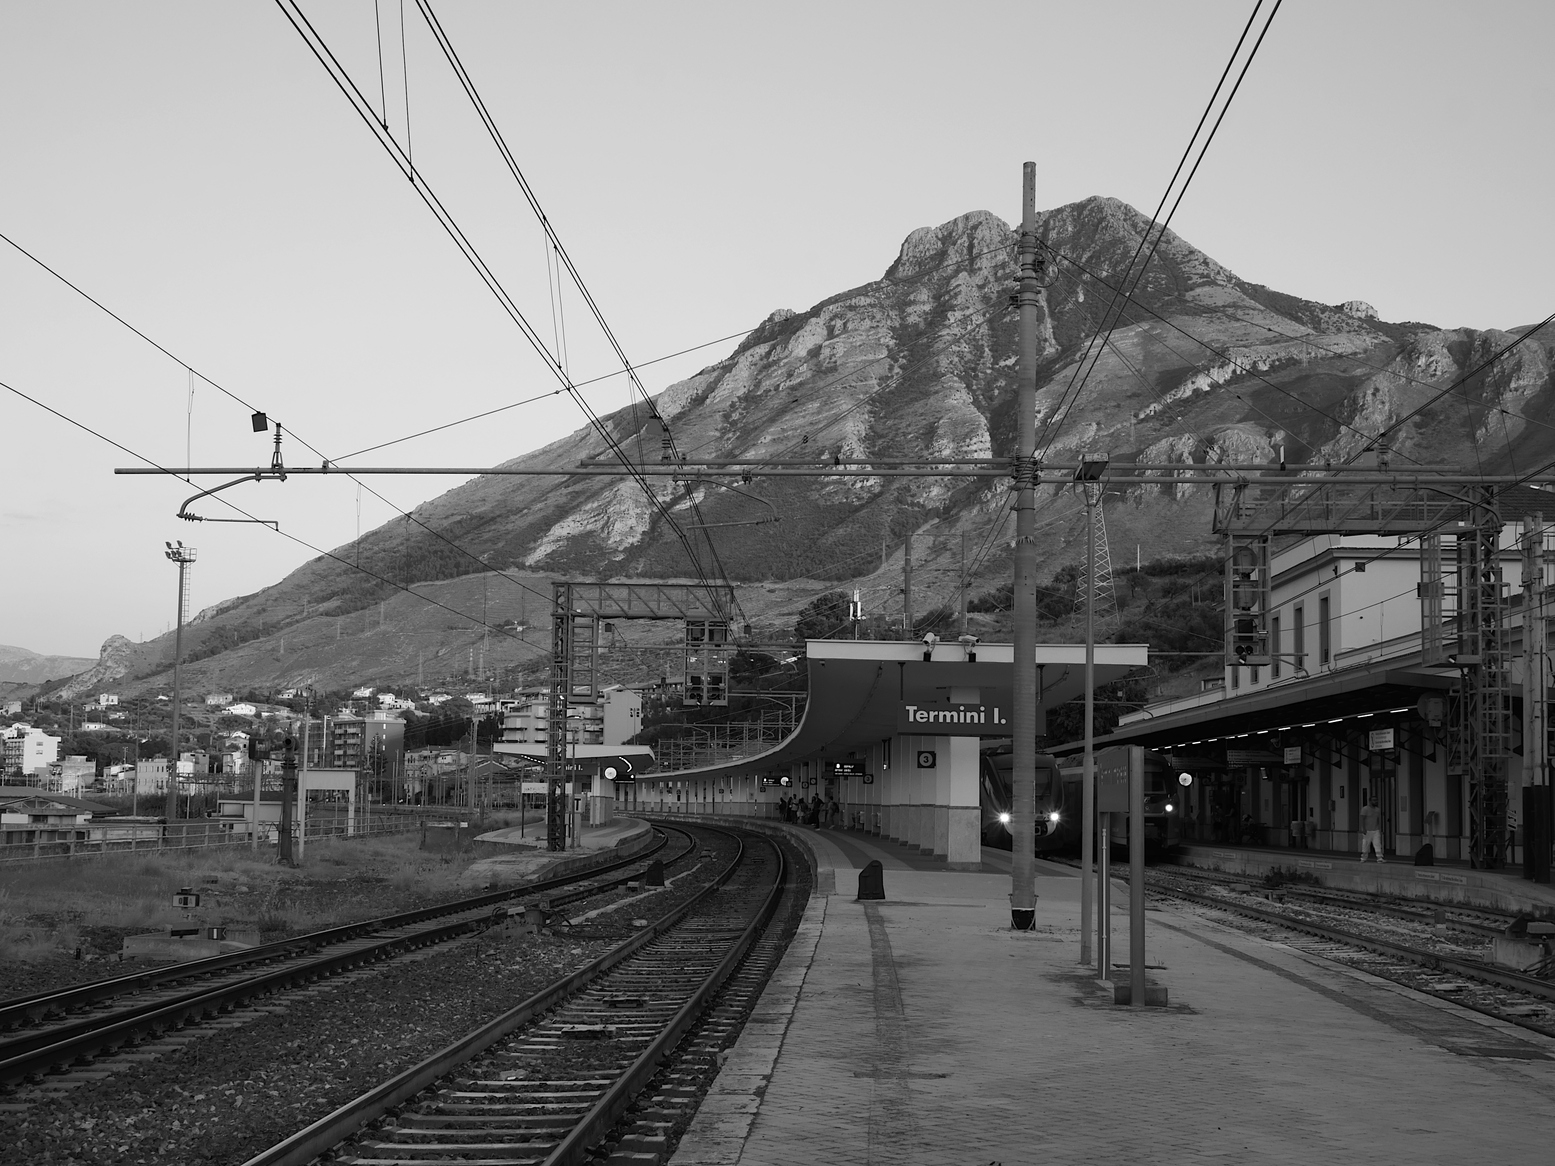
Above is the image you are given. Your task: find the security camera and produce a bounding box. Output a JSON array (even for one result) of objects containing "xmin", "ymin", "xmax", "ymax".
[
  {"xmin": 921, "ymin": 632, "xmax": 939, "ymax": 662},
  {"xmin": 957, "ymin": 633, "xmax": 979, "ymax": 661}
]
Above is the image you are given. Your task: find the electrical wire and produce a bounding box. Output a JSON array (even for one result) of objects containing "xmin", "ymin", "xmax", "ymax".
[
  {"xmin": 275, "ymin": 1, "xmax": 728, "ymax": 616},
  {"xmin": 1037, "ymin": 0, "xmax": 1282, "ymax": 460},
  {"xmin": 0, "ymin": 376, "xmax": 536, "ymax": 652},
  {"xmin": 0, "ymin": 225, "xmax": 560, "ymax": 613}
]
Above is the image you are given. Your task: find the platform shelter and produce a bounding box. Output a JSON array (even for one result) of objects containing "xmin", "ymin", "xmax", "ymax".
[{"xmin": 625, "ymin": 638, "xmax": 1147, "ymax": 866}]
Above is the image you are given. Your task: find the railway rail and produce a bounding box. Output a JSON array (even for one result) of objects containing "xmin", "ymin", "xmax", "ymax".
[
  {"xmin": 1146, "ymin": 868, "xmax": 1555, "ymax": 1040},
  {"xmin": 1158, "ymin": 861, "xmax": 1529, "ymax": 937},
  {"xmin": 239, "ymin": 821, "xmax": 790, "ymax": 1166},
  {"xmin": 0, "ymin": 823, "xmax": 695, "ymax": 1090}
]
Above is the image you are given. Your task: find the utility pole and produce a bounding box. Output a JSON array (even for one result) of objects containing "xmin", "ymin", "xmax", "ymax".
[
  {"xmin": 903, "ymin": 530, "xmax": 914, "ymax": 636},
  {"xmin": 163, "ymin": 541, "xmax": 196, "ymax": 822},
  {"xmin": 296, "ymin": 691, "xmax": 311, "ymax": 863},
  {"xmin": 1010, "ymin": 162, "xmax": 1049, "ymax": 930},
  {"xmin": 468, "ymin": 711, "xmax": 479, "ymax": 817}
]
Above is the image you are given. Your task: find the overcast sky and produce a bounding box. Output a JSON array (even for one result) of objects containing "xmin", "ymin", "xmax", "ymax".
[{"xmin": 2, "ymin": 1, "xmax": 1551, "ymax": 659}]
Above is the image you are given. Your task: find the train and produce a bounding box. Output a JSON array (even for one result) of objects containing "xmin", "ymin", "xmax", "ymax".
[{"xmin": 979, "ymin": 743, "xmax": 1177, "ymax": 859}]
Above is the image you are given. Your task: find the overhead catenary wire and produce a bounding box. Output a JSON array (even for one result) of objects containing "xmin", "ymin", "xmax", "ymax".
[
  {"xmin": 274, "ymin": 1, "xmax": 729, "ymax": 619},
  {"xmin": 0, "ymin": 225, "xmax": 560, "ymax": 614},
  {"xmin": 1037, "ymin": 0, "xmax": 1282, "ymax": 460},
  {"xmin": 0, "ymin": 376, "xmax": 536, "ymax": 656}
]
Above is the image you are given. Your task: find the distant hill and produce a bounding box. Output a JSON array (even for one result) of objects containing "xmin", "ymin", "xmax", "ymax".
[
  {"xmin": 0, "ymin": 644, "xmax": 95, "ymax": 687},
  {"xmin": 78, "ymin": 195, "xmax": 1554, "ymax": 695}
]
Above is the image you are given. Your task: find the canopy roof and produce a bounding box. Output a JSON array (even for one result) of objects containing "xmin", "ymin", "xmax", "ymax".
[{"xmin": 654, "ymin": 639, "xmax": 1148, "ymax": 780}]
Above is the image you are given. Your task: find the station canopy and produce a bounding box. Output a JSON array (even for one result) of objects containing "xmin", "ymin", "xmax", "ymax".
[{"xmin": 657, "ymin": 639, "xmax": 1148, "ymax": 780}]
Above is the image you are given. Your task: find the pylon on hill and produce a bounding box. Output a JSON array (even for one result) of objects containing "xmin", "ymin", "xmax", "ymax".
[{"xmin": 1074, "ymin": 493, "xmax": 1117, "ymax": 619}]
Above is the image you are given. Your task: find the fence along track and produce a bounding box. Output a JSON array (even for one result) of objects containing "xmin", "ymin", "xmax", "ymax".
[
  {"xmin": 0, "ymin": 826, "xmax": 693, "ymax": 1088},
  {"xmin": 241, "ymin": 825, "xmax": 785, "ymax": 1166}
]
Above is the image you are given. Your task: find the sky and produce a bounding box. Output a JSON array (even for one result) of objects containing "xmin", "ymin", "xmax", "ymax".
[{"xmin": 2, "ymin": 0, "xmax": 1551, "ymax": 659}]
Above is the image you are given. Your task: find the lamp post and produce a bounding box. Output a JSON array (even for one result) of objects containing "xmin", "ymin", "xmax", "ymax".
[
  {"xmin": 163, "ymin": 541, "xmax": 196, "ymax": 822},
  {"xmin": 1075, "ymin": 454, "xmax": 1109, "ymax": 967}
]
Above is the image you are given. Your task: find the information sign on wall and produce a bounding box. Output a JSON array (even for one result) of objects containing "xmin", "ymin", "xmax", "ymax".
[
  {"xmin": 1367, "ymin": 728, "xmax": 1395, "ymax": 752},
  {"xmin": 1282, "ymin": 747, "xmax": 1302, "ymax": 765}
]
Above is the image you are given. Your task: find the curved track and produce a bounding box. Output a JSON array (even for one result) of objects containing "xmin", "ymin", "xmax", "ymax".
[
  {"xmin": 0, "ymin": 823, "xmax": 697, "ymax": 1089},
  {"xmin": 240, "ymin": 822, "xmax": 789, "ymax": 1166}
]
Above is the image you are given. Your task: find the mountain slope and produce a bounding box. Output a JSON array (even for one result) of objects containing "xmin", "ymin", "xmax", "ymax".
[{"xmin": 78, "ymin": 196, "xmax": 1555, "ymax": 694}]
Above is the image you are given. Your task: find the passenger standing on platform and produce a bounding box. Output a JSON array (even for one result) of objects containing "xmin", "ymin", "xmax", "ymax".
[
  {"xmin": 1359, "ymin": 793, "xmax": 1385, "ymax": 862},
  {"xmin": 827, "ymin": 794, "xmax": 839, "ymax": 828},
  {"xmin": 1289, "ymin": 815, "xmax": 1304, "ymax": 849},
  {"xmin": 1183, "ymin": 805, "xmax": 1196, "ymax": 842},
  {"xmin": 1305, "ymin": 809, "xmax": 1318, "ymax": 849}
]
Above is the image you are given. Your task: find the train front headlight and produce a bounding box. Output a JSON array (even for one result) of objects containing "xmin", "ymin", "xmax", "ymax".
[
  {"xmin": 1048, "ymin": 811, "xmax": 1060, "ymax": 824},
  {"xmin": 997, "ymin": 812, "xmax": 1011, "ymax": 825}
]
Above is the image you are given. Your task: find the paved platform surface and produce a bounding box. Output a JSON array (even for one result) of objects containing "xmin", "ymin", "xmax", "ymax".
[{"xmin": 671, "ymin": 837, "xmax": 1555, "ymax": 1166}]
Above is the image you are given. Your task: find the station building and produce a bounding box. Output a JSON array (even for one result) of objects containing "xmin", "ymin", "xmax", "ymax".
[
  {"xmin": 620, "ymin": 639, "xmax": 1146, "ymax": 866},
  {"xmin": 1066, "ymin": 490, "xmax": 1555, "ymax": 870}
]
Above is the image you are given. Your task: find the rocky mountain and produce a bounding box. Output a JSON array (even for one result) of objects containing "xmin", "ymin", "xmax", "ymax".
[
  {"xmin": 84, "ymin": 196, "xmax": 1555, "ymax": 694},
  {"xmin": 0, "ymin": 644, "xmax": 97, "ymax": 688}
]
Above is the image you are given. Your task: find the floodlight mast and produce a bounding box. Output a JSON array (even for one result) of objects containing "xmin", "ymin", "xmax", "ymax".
[{"xmin": 1010, "ymin": 162, "xmax": 1048, "ymax": 931}]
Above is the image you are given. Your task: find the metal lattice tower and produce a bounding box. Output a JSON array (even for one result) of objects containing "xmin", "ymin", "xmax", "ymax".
[
  {"xmin": 1074, "ymin": 489, "xmax": 1117, "ymax": 618},
  {"xmin": 1459, "ymin": 499, "xmax": 1511, "ymax": 869}
]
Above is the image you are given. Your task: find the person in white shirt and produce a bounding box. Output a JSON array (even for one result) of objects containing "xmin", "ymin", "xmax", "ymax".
[{"xmin": 1359, "ymin": 792, "xmax": 1385, "ymax": 862}]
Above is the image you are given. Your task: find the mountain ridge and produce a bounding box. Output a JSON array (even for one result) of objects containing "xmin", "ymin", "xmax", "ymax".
[{"xmin": 45, "ymin": 195, "xmax": 1555, "ymax": 696}]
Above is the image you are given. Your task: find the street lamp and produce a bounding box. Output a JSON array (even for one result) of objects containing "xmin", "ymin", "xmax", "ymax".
[{"xmin": 163, "ymin": 541, "xmax": 196, "ymax": 821}]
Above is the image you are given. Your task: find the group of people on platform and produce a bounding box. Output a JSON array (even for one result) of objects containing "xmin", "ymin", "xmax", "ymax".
[{"xmin": 778, "ymin": 792, "xmax": 841, "ymax": 829}]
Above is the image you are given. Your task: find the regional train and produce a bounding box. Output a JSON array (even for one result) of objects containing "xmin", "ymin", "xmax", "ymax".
[{"xmin": 979, "ymin": 743, "xmax": 1177, "ymax": 860}]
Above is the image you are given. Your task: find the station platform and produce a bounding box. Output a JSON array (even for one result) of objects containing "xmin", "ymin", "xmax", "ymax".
[
  {"xmin": 670, "ymin": 822, "xmax": 1555, "ymax": 1165},
  {"xmin": 1170, "ymin": 841, "xmax": 1555, "ymax": 915}
]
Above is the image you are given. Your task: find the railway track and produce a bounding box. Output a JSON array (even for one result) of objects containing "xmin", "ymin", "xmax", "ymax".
[
  {"xmin": 240, "ymin": 822, "xmax": 791, "ymax": 1166},
  {"xmin": 1147, "ymin": 871, "xmax": 1555, "ymax": 1040},
  {"xmin": 1158, "ymin": 861, "xmax": 1527, "ymax": 937},
  {"xmin": 0, "ymin": 823, "xmax": 695, "ymax": 1090}
]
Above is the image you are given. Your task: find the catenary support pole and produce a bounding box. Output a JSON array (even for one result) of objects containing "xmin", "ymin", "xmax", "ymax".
[
  {"xmin": 1130, "ymin": 745, "xmax": 1147, "ymax": 1006},
  {"xmin": 1097, "ymin": 812, "xmax": 1110, "ymax": 980},
  {"xmin": 903, "ymin": 529, "xmax": 914, "ymax": 635},
  {"xmin": 1009, "ymin": 161, "xmax": 1049, "ymax": 929},
  {"xmin": 1080, "ymin": 483, "xmax": 1097, "ymax": 965},
  {"xmin": 297, "ymin": 702, "xmax": 309, "ymax": 863}
]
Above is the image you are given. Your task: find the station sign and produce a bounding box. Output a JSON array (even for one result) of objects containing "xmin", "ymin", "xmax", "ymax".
[
  {"xmin": 1282, "ymin": 747, "xmax": 1302, "ymax": 765},
  {"xmin": 1367, "ymin": 728, "xmax": 1395, "ymax": 752},
  {"xmin": 829, "ymin": 761, "xmax": 866, "ymax": 778},
  {"xmin": 1095, "ymin": 746, "xmax": 1139, "ymax": 813},
  {"xmin": 897, "ymin": 702, "xmax": 1011, "ymax": 736}
]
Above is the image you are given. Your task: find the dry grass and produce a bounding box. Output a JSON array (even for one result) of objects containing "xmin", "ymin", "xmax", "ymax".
[{"xmin": 0, "ymin": 827, "xmax": 494, "ymax": 959}]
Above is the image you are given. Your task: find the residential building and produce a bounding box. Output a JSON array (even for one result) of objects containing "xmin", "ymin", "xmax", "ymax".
[
  {"xmin": 97, "ymin": 693, "xmax": 119, "ymax": 708},
  {"xmin": 204, "ymin": 692, "xmax": 234, "ymax": 706},
  {"xmin": 223, "ymin": 702, "xmax": 258, "ymax": 716},
  {"xmin": 323, "ymin": 710, "xmax": 405, "ymax": 773},
  {"xmin": 499, "ymin": 685, "xmax": 641, "ymax": 750},
  {"xmin": 133, "ymin": 757, "xmax": 170, "ymax": 796},
  {"xmin": 0, "ymin": 788, "xmax": 112, "ymax": 844},
  {"xmin": 46, "ymin": 756, "xmax": 96, "ymax": 795},
  {"xmin": 2, "ymin": 701, "xmax": 21, "ymax": 716},
  {"xmin": 3, "ymin": 726, "xmax": 60, "ymax": 779},
  {"xmin": 79, "ymin": 721, "xmax": 110, "ymax": 732}
]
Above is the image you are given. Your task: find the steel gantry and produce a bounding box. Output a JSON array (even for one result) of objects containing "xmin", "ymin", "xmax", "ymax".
[
  {"xmin": 1219, "ymin": 479, "xmax": 1515, "ymax": 869},
  {"xmin": 545, "ymin": 582, "xmax": 736, "ymax": 851}
]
